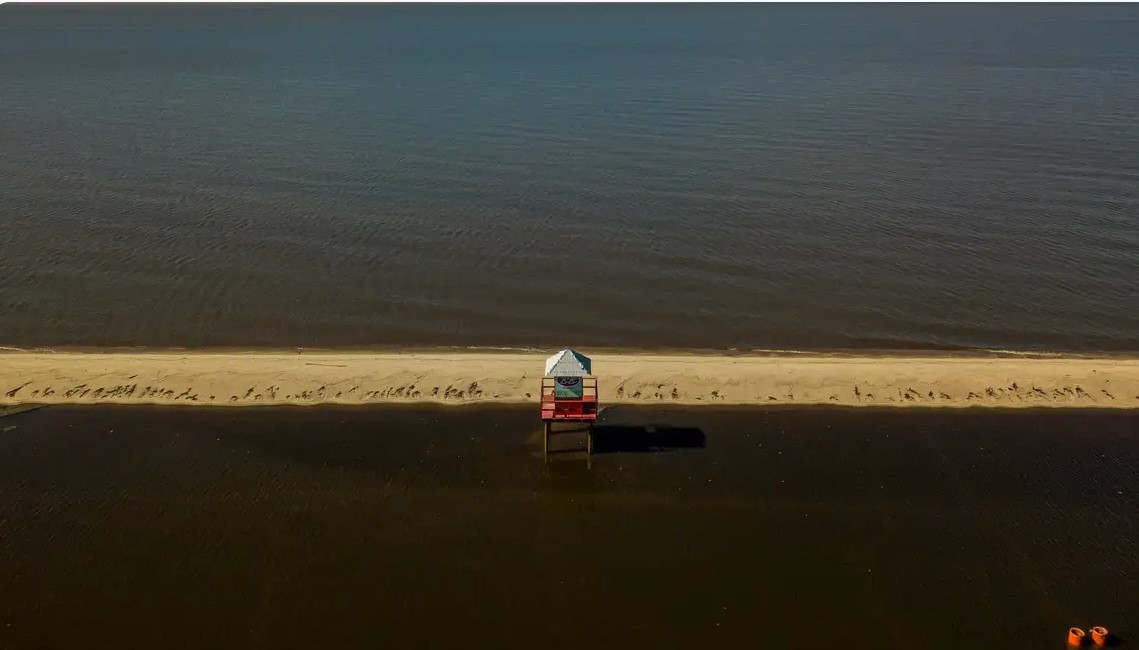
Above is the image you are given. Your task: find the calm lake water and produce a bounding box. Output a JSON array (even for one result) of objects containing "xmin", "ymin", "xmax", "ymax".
[
  {"xmin": 2, "ymin": 4, "xmax": 1138, "ymax": 351},
  {"xmin": 1, "ymin": 405, "xmax": 1136, "ymax": 649}
]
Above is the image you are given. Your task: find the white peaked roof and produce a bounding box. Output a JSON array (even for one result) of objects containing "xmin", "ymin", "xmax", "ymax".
[{"xmin": 544, "ymin": 348, "xmax": 592, "ymax": 377}]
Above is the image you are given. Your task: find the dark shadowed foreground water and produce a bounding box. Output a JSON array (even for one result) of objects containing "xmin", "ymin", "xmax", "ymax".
[
  {"xmin": 2, "ymin": 4, "xmax": 1139, "ymax": 351},
  {"xmin": 1, "ymin": 405, "xmax": 1136, "ymax": 649}
]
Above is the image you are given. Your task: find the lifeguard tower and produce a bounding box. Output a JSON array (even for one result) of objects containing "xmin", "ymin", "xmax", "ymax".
[{"xmin": 541, "ymin": 348, "xmax": 599, "ymax": 455}]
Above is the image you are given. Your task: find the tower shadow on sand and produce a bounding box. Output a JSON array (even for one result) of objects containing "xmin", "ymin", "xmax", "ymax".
[{"xmin": 588, "ymin": 423, "xmax": 706, "ymax": 454}]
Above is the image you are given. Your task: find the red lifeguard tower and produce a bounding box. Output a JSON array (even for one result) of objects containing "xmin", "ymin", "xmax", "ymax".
[{"xmin": 541, "ymin": 348, "xmax": 599, "ymax": 455}]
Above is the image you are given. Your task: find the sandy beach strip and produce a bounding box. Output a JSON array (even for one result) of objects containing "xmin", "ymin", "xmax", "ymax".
[{"xmin": 3, "ymin": 349, "xmax": 1139, "ymax": 408}]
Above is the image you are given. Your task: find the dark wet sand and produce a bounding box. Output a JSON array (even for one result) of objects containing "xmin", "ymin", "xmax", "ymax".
[{"xmin": 1, "ymin": 405, "xmax": 1137, "ymax": 649}]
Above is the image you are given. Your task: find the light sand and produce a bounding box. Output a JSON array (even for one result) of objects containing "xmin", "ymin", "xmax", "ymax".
[{"xmin": 3, "ymin": 349, "xmax": 1139, "ymax": 408}]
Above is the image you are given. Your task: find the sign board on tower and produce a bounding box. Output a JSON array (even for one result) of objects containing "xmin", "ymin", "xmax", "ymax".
[{"xmin": 553, "ymin": 376, "xmax": 584, "ymax": 398}]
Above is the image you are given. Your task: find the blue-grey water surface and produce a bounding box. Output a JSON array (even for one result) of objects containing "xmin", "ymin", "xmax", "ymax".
[{"xmin": 2, "ymin": 4, "xmax": 1138, "ymax": 351}]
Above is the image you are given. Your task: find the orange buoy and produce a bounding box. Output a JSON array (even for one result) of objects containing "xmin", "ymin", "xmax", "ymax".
[
  {"xmin": 1068, "ymin": 628, "xmax": 1087, "ymax": 646},
  {"xmin": 1090, "ymin": 626, "xmax": 1110, "ymax": 647}
]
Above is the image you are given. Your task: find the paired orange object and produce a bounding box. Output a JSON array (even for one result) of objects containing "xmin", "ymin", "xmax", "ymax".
[
  {"xmin": 1091, "ymin": 626, "xmax": 1110, "ymax": 646},
  {"xmin": 1069, "ymin": 626, "xmax": 1112, "ymax": 647}
]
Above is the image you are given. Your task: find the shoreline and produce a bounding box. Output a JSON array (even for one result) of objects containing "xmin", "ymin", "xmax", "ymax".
[
  {"xmin": 4, "ymin": 349, "xmax": 1139, "ymax": 409},
  {"xmin": 4, "ymin": 344, "xmax": 1139, "ymax": 359}
]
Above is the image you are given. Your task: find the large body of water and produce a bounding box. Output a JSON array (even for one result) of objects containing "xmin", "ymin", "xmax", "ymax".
[
  {"xmin": 2, "ymin": 4, "xmax": 1138, "ymax": 351},
  {"xmin": 1, "ymin": 405, "xmax": 1136, "ymax": 648}
]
